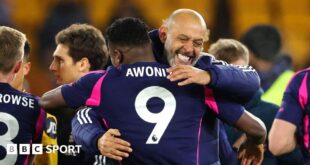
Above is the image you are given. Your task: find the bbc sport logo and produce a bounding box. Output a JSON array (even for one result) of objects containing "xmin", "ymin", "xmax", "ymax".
[{"xmin": 6, "ymin": 144, "xmax": 82, "ymax": 155}]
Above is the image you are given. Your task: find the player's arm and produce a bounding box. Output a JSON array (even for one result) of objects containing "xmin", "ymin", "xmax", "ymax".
[
  {"xmin": 269, "ymin": 72, "xmax": 305, "ymax": 156},
  {"xmin": 208, "ymin": 94, "xmax": 266, "ymax": 144},
  {"xmin": 234, "ymin": 111, "xmax": 265, "ymax": 165},
  {"xmin": 39, "ymin": 86, "xmax": 66, "ymax": 110},
  {"xmin": 72, "ymin": 107, "xmax": 106, "ymax": 154},
  {"xmin": 207, "ymin": 92, "xmax": 266, "ymax": 165},
  {"xmin": 72, "ymin": 107, "xmax": 132, "ymax": 160},
  {"xmin": 168, "ymin": 55, "xmax": 260, "ymax": 104},
  {"xmin": 232, "ymin": 111, "xmax": 266, "ymax": 165},
  {"xmin": 40, "ymin": 72, "xmax": 104, "ymax": 110},
  {"xmin": 97, "ymin": 129, "xmax": 132, "ymax": 161},
  {"xmin": 269, "ymin": 119, "xmax": 297, "ymax": 156},
  {"xmin": 234, "ymin": 111, "xmax": 266, "ymax": 145}
]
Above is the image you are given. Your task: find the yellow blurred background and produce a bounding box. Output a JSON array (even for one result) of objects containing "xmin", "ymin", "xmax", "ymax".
[{"xmin": 1, "ymin": 0, "xmax": 310, "ymax": 96}]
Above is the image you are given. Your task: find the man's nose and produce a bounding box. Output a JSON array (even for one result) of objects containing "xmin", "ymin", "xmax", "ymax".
[
  {"xmin": 183, "ymin": 42, "xmax": 194, "ymax": 53},
  {"xmin": 49, "ymin": 61, "xmax": 57, "ymax": 72}
]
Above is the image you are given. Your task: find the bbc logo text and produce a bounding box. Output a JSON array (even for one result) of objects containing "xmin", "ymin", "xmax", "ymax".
[{"xmin": 6, "ymin": 144, "xmax": 82, "ymax": 155}]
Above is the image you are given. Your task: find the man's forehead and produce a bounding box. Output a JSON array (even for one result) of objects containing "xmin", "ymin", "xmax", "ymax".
[
  {"xmin": 53, "ymin": 44, "xmax": 70, "ymax": 58},
  {"xmin": 170, "ymin": 23, "xmax": 206, "ymax": 39},
  {"xmin": 177, "ymin": 33, "xmax": 204, "ymax": 41},
  {"xmin": 170, "ymin": 14, "xmax": 206, "ymax": 28}
]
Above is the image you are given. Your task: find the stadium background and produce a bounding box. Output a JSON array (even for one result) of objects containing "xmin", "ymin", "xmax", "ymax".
[{"xmin": 0, "ymin": 0, "xmax": 309, "ymax": 96}]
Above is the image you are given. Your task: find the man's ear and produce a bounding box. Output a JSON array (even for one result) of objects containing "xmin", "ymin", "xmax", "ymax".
[
  {"xmin": 78, "ymin": 57, "xmax": 91, "ymax": 72},
  {"xmin": 159, "ymin": 26, "xmax": 168, "ymax": 43},
  {"xmin": 23, "ymin": 62, "xmax": 31, "ymax": 76},
  {"xmin": 113, "ymin": 49, "xmax": 123, "ymax": 66},
  {"xmin": 13, "ymin": 60, "xmax": 22, "ymax": 73}
]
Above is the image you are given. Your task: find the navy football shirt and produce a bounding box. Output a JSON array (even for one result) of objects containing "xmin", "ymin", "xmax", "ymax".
[
  {"xmin": 0, "ymin": 83, "xmax": 45, "ymax": 165},
  {"xmin": 276, "ymin": 68, "xmax": 310, "ymax": 160},
  {"xmin": 62, "ymin": 62, "xmax": 244, "ymax": 165}
]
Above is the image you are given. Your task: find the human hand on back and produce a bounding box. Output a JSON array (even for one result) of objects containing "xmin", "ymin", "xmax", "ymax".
[{"xmin": 97, "ymin": 129, "xmax": 133, "ymax": 161}]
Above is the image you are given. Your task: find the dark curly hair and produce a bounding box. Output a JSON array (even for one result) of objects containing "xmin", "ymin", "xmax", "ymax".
[
  {"xmin": 55, "ymin": 24, "xmax": 108, "ymax": 70},
  {"xmin": 105, "ymin": 17, "xmax": 150, "ymax": 47}
]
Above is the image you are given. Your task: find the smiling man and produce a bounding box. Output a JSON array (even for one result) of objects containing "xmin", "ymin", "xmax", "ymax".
[
  {"xmin": 150, "ymin": 9, "xmax": 260, "ymax": 102},
  {"xmin": 160, "ymin": 9, "xmax": 207, "ymax": 66},
  {"xmin": 40, "ymin": 16, "xmax": 266, "ymax": 165}
]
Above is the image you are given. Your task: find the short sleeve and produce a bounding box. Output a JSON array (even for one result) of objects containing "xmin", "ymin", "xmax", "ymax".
[
  {"xmin": 205, "ymin": 88, "xmax": 244, "ymax": 125},
  {"xmin": 216, "ymin": 100, "xmax": 245, "ymax": 125},
  {"xmin": 61, "ymin": 71, "xmax": 106, "ymax": 108},
  {"xmin": 276, "ymin": 71, "xmax": 307, "ymax": 126}
]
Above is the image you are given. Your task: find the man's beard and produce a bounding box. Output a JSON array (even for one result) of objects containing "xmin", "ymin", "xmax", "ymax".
[{"xmin": 163, "ymin": 48, "xmax": 175, "ymax": 66}]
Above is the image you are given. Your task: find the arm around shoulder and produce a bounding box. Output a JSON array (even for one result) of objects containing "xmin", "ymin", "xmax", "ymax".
[{"xmin": 39, "ymin": 86, "xmax": 66, "ymax": 110}]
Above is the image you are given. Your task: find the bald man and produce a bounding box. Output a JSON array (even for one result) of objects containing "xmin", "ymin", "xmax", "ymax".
[
  {"xmin": 159, "ymin": 9, "xmax": 208, "ymax": 66},
  {"xmin": 152, "ymin": 9, "xmax": 265, "ymax": 165},
  {"xmin": 151, "ymin": 9, "xmax": 259, "ymax": 103},
  {"xmin": 87, "ymin": 10, "xmax": 264, "ymax": 164},
  {"xmin": 40, "ymin": 10, "xmax": 264, "ymax": 164},
  {"xmin": 85, "ymin": 9, "xmax": 263, "ymax": 164}
]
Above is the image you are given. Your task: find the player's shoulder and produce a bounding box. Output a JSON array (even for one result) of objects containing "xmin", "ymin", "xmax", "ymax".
[
  {"xmin": 80, "ymin": 70, "xmax": 107, "ymax": 81},
  {"xmin": 293, "ymin": 68, "xmax": 310, "ymax": 78},
  {"xmin": 14, "ymin": 90, "xmax": 40, "ymax": 104},
  {"xmin": 289, "ymin": 68, "xmax": 310, "ymax": 85},
  {"xmin": 114, "ymin": 62, "xmax": 169, "ymax": 74},
  {"xmin": 196, "ymin": 52, "xmax": 222, "ymax": 67},
  {"xmin": 9, "ymin": 90, "xmax": 42, "ymax": 113},
  {"xmin": 130, "ymin": 62, "xmax": 169, "ymax": 68},
  {"xmin": 22, "ymin": 91, "xmax": 38, "ymax": 99},
  {"xmin": 84, "ymin": 70, "xmax": 107, "ymax": 77},
  {"xmin": 200, "ymin": 52, "xmax": 214, "ymax": 57}
]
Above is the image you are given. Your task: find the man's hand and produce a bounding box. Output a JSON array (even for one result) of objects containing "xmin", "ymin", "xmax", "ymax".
[
  {"xmin": 233, "ymin": 133, "xmax": 247, "ymax": 150},
  {"xmin": 97, "ymin": 129, "xmax": 132, "ymax": 161},
  {"xmin": 167, "ymin": 65, "xmax": 211, "ymax": 86},
  {"xmin": 238, "ymin": 138, "xmax": 264, "ymax": 165}
]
